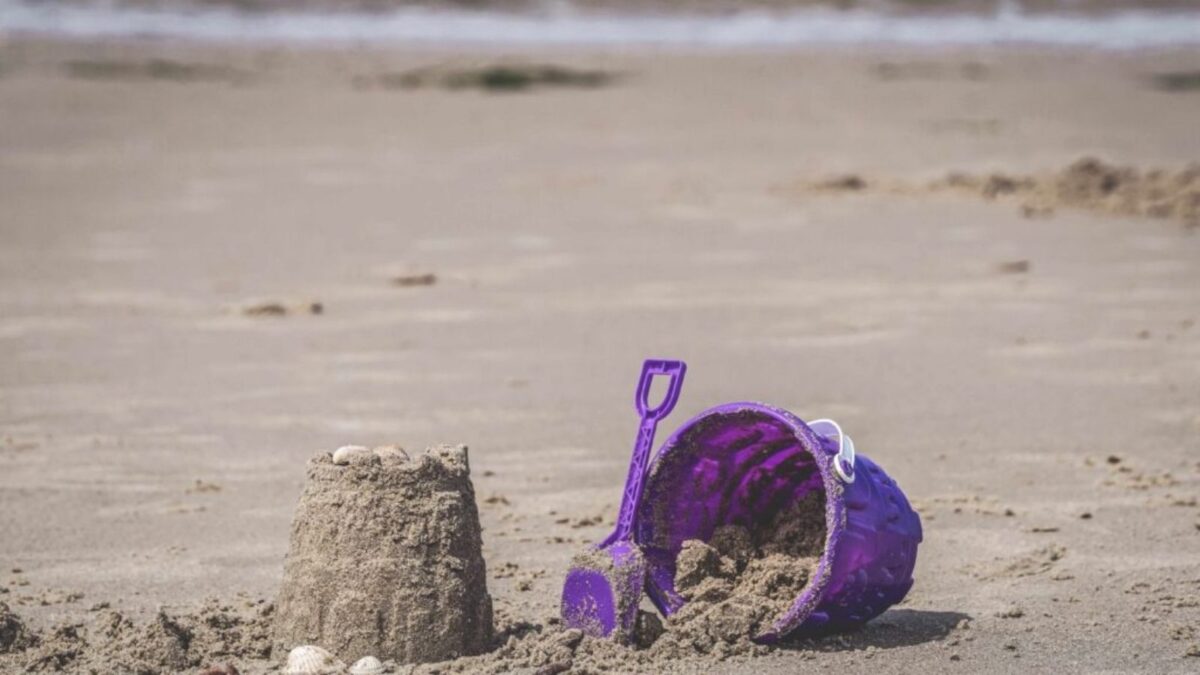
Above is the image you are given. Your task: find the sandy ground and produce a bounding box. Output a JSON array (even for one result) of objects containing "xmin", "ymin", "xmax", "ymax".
[{"xmin": 1, "ymin": 36, "xmax": 1199, "ymax": 673}]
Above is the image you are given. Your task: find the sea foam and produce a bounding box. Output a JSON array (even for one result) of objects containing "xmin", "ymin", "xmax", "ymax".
[{"xmin": 2, "ymin": 1, "xmax": 1199, "ymax": 48}]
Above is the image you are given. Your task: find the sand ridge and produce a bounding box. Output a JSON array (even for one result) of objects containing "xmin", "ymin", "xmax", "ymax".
[{"xmin": 804, "ymin": 157, "xmax": 1200, "ymax": 227}]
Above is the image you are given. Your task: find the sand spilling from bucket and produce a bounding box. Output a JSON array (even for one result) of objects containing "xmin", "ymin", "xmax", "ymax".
[
  {"xmin": 0, "ymin": 599, "xmax": 273, "ymax": 673},
  {"xmin": 654, "ymin": 493, "xmax": 825, "ymax": 656},
  {"xmin": 417, "ymin": 494, "xmax": 826, "ymax": 673},
  {"xmin": 273, "ymin": 444, "xmax": 494, "ymax": 665}
]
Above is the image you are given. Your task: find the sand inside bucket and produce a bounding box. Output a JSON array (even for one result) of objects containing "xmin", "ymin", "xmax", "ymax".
[{"xmin": 652, "ymin": 490, "xmax": 826, "ymax": 655}]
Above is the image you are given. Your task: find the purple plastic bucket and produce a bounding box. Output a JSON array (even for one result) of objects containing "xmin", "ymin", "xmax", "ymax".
[{"xmin": 634, "ymin": 402, "xmax": 922, "ymax": 641}]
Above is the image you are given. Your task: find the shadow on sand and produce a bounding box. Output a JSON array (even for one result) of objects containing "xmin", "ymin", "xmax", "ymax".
[{"xmin": 781, "ymin": 608, "xmax": 970, "ymax": 653}]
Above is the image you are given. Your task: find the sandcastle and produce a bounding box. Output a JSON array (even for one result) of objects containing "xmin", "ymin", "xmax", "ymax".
[{"xmin": 273, "ymin": 443, "xmax": 494, "ymax": 665}]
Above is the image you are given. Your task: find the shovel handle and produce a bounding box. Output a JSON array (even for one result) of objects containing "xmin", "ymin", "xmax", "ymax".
[{"xmin": 609, "ymin": 359, "xmax": 687, "ymax": 543}]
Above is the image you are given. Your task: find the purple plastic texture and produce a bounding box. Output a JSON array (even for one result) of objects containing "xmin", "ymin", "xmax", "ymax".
[
  {"xmin": 635, "ymin": 402, "xmax": 922, "ymax": 641},
  {"xmin": 560, "ymin": 359, "xmax": 687, "ymax": 640}
]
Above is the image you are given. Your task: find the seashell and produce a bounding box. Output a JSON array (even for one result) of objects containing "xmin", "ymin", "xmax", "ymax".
[
  {"xmin": 372, "ymin": 445, "xmax": 409, "ymax": 465},
  {"xmin": 348, "ymin": 655, "xmax": 385, "ymax": 675},
  {"xmin": 283, "ymin": 645, "xmax": 344, "ymax": 675},
  {"xmin": 332, "ymin": 445, "xmax": 372, "ymax": 465}
]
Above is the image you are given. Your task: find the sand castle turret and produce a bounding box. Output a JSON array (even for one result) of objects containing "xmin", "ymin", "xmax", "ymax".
[{"xmin": 273, "ymin": 444, "xmax": 493, "ymax": 665}]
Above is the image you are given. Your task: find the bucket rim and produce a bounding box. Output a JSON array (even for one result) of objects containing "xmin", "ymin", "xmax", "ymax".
[{"xmin": 634, "ymin": 400, "xmax": 847, "ymax": 641}]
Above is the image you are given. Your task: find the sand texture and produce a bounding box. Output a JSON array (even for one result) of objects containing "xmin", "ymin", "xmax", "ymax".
[
  {"xmin": 2, "ymin": 36, "xmax": 1200, "ymax": 674},
  {"xmin": 273, "ymin": 445, "xmax": 493, "ymax": 665},
  {"xmin": 0, "ymin": 602, "xmax": 34, "ymax": 655},
  {"xmin": 658, "ymin": 494, "xmax": 825, "ymax": 656},
  {"xmin": 808, "ymin": 157, "xmax": 1200, "ymax": 226},
  {"xmin": 10, "ymin": 600, "xmax": 273, "ymax": 674}
]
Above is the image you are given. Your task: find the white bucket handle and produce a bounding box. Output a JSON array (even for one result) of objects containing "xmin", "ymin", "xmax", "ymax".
[{"xmin": 808, "ymin": 418, "xmax": 856, "ymax": 484}]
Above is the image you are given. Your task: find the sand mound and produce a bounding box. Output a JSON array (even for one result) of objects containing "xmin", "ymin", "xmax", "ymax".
[
  {"xmin": 273, "ymin": 444, "xmax": 493, "ymax": 666},
  {"xmin": 4, "ymin": 599, "xmax": 272, "ymax": 674},
  {"xmin": 0, "ymin": 602, "xmax": 35, "ymax": 655},
  {"xmin": 809, "ymin": 158, "xmax": 1200, "ymax": 226},
  {"xmin": 938, "ymin": 158, "xmax": 1200, "ymax": 225}
]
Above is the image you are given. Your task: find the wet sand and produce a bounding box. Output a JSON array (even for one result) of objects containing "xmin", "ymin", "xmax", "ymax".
[{"xmin": 1, "ymin": 37, "xmax": 1199, "ymax": 672}]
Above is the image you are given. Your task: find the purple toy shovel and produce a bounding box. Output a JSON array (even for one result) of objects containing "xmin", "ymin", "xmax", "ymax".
[{"xmin": 560, "ymin": 359, "xmax": 687, "ymax": 642}]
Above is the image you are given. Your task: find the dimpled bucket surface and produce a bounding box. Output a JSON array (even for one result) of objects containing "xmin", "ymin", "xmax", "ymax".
[{"xmin": 635, "ymin": 402, "xmax": 922, "ymax": 641}]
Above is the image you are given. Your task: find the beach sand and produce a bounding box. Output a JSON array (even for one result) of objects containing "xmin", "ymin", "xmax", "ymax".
[{"xmin": 1, "ymin": 36, "xmax": 1199, "ymax": 672}]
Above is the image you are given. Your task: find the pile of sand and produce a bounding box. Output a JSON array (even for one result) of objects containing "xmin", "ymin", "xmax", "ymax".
[
  {"xmin": 273, "ymin": 444, "xmax": 494, "ymax": 665},
  {"xmin": 0, "ymin": 599, "xmax": 272, "ymax": 674},
  {"xmin": 0, "ymin": 602, "xmax": 34, "ymax": 655},
  {"xmin": 656, "ymin": 527, "xmax": 815, "ymax": 655},
  {"xmin": 938, "ymin": 158, "xmax": 1200, "ymax": 224},
  {"xmin": 810, "ymin": 158, "xmax": 1200, "ymax": 226},
  {"xmin": 650, "ymin": 495, "xmax": 825, "ymax": 658}
]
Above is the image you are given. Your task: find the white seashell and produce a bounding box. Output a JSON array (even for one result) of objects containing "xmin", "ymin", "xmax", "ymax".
[
  {"xmin": 372, "ymin": 445, "xmax": 409, "ymax": 464},
  {"xmin": 332, "ymin": 445, "xmax": 371, "ymax": 465},
  {"xmin": 283, "ymin": 645, "xmax": 344, "ymax": 675},
  {"xmin": 349, "ymin": 656, "xmax": 385, "ymax": 675}
]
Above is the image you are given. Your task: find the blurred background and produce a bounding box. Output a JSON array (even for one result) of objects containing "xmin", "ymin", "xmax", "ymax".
[
  {"xmin": 1, "ymin": 0, "xmax": 1199, "ymax": 671},
  {"xmin": 5, "ymin": 0, "xmax": 1200, "ymax": 45}
]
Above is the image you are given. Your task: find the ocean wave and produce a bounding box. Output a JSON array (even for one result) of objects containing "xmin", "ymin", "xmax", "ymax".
[{"xmin": 3, "ymin": 1, "xmax": 1199, "ymax": 48}]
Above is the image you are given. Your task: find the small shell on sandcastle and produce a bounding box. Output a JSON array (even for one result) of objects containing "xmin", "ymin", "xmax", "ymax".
[
  {"xmin": 331, "ymin": 445, "xmax": 371, "ymax": 465},
  {"xmin": 348, "ymin": 656, "xmax": 386, "ymax": 675},
  {"xmin": 283, "ymin": 645, "xmax": 344, "ymax": 675},
  {"xmin": 371, "ymin": 444, "xmax": 409, "ymax": 464},
  {"xmin": 274, "ymin": 444, "xmax": 493, "ymax": 665},
  {"xmin": 332, "ymin": 444, "xmax": 410, "ymax": 466}
]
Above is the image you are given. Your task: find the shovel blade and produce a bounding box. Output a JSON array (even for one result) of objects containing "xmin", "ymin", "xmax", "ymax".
[{"xmin": 560, "ymin": 542, "xmax": 646, "ymax": 642}]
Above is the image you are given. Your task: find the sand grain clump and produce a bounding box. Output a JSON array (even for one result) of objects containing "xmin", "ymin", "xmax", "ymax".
[
  {"xmin": 651, "ymin": 501, "xmax": 823, "ymax": 658},
  {"xmin": 0, "ymin": 602, "xmax": 35, "ymax": 655}
]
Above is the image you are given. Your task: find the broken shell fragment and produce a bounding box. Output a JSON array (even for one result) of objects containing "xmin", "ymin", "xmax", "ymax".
[
  {"xmin": 332, "ymin": 445, "xmax": 372, "ymax": 465},
  {"xmin": 349, "ymin": 655, "xmax": 385, "ymax": 675},
  {"xmin": 283, "ymin": 645, "xmax": 343, "ymax": 675},
  {"xmin": 372, "ymin": 445, "xmax": 409, "ymax": 464}
]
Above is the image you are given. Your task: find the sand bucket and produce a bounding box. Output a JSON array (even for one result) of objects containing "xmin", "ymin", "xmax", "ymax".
[{"xmin": 634, "ymin": 402, "xmax": 922, "ymax": 641}]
